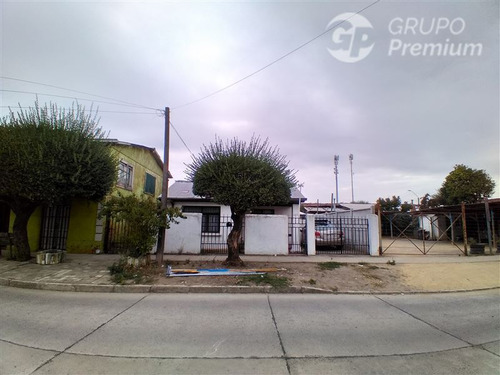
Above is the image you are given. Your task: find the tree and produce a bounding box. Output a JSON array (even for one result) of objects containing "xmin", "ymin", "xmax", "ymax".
[
  {"xmin": 376, "ymin": 196, "xmax": 401, "ymax": 211},
  {"xmin": 0, "ymin": 102, "xmax": 117, "ymax": 261},
  {"xmin": 436, "ymin": 164, "xmax": 496, "ymax": 205},
  {"xmin": 186, "ymin": 136, "xmax": 297, "ymax": 265},
  {"xmin": 100, "ymin": 193, "xmax": 184, "ymax": 259}
]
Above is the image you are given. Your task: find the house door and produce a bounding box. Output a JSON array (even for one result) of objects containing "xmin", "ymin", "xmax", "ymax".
[{"xmin": 40, "ymin": 205, "xmax": 71, "ymax": 250}]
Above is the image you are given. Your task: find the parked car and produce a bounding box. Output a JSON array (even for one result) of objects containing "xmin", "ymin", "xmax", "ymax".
[{"xmin": 314, "ymin": 219, "xmax": 344, "ymax": 250}]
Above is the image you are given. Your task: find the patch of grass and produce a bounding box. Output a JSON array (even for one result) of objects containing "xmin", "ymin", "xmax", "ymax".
[
  {"xmin": 318, "ymin": 261, "xmax": 345, "ymax": 271},
  {"xmin": 237, "ymin": 273, "xmax": 290, "ymax": 289},
  {"xmin": 108, "ymin": 259, "xmax": 158, "ymax": 285}
]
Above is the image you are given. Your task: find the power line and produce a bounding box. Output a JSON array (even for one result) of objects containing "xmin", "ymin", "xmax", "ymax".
[
  {"xmin": 0, "ymin": 105, "xmax": 158, "ymax": 115},
  {"xmin": 0, "ymin": 89, "xmax": 164, "ymax": 110},
  {"xmin": 172, "ymin": 0, "xmax": 380, "ymax": 110},
  {"xmin": 170, "ymin": 120, "xmax": 193, "ymax": 156},
  {"xmin": 0, "ymin": 76, "xmax": 160, "ymax": 111}
]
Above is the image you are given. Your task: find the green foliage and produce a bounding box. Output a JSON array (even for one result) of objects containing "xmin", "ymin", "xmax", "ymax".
[
  {"xmin": 100, "ymin": 193, "xmax": 184, "ymax": 258},
  {"xmin": 0, "ymin": 101, "xmax": 117, "ymax": 261},
  {"xmin": 185, "ymin": 136, "xmax": 297, "ymax": 214},
  {"xmin": 435, "ymin": 164, "xmax": 495, "ymax": 205},
  {"xmin": 0, "ymin": 101, "xmax": 116, "ymax": 205},
  {"xmin": 377, "ymin": 196, "xmax": 402, "ymax": 212}
]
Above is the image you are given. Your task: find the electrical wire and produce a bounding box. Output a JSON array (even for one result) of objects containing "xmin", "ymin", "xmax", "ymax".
[
  {"xmin": 170, "ymin": 121, "xmax": 193, "ymax": 156},
  {"xmin": 0, "ymin": 76, "xmax": 160, "ymax": 111},
  {"xmin": 0, "ymin": 105, "xmax": 158, "ymax": 115},
  {"xmin": 172, "ymin": 0, "xmax": 380, "ymax": 110},
  {"xmin": 0, "ymin": 89, "xmax": 164, "ymax": 110}
]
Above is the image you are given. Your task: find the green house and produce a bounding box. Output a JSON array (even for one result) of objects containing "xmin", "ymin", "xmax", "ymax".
[{"xmin": 0, "ymin": 140, "xmax": 169, "ymax": 255}]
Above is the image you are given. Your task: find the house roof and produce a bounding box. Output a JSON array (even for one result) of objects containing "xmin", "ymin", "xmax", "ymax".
[
  {"xmin": 301, "ymin": 202, "xmax": 374, "ymax": 214},
  {"xmin": 106, "ymin": 139, "xmax": 172, "ymax": 178},
  {"xmin": 168, "ymin": 180, "xmax": 307, "ymax": 203}
]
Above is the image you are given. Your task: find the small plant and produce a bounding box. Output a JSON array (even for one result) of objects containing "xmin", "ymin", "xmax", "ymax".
[
  {"xmin": 108, "ymin": 259, "xmax": 158, "ymax": 284},
  {"xmin": 100, "ymin": 193, "xmax": 184, "ymax": 259},
  {"xmin": 308, "ymin": 279, "xmax": 317, "ymax": 285},
  {"xmin": 386, "ymin": 259, "xmax": 396, "ymax": 266},
  {"xmin": 318, "ymin": 261, "xmax": 345, "ymax": 270},
  {"xmin": 238, "ymin": 273, "xmax": 290, "ymax": 289}
]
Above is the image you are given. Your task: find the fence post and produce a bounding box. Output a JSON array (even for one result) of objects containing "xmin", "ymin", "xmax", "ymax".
[
  {"xmin": 461, "ymin": 203, "xmax": 468, "ymax": 256},
  {"xmin": 306, "ymin": 214, "xmax": 316, "ymax": 256}
]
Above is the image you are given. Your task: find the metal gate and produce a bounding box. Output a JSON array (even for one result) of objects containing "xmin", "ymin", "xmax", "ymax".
[
  {"xmin": 103, "ymin": 216, "xmax": 131, "ymax": 254},
  {"xmin": 40, "ymin": 205, "xmax": 71, "ymax": 250},
  {"xmin": 201, "ymin": 216, "xmax": 244, "ymax": 254},
  {"xmin": 314, "ymin": 216, "xmax": 369, "ymax": 255},
  {"xmin": 288, "ymin": 216, "xmax": 306, "ymax": 254}
]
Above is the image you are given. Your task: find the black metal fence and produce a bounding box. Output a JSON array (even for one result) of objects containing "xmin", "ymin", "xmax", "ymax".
[
  {"xmin": 314, "ymin": 216, "xmax": 370, "ymax": 255},
  {"xmin": 103, "ymin": 216, "xmax": 131, "ymax": 254},
  {"xmin": 40, "ymin": 205, "xmax": 71, "ymax": 250},
  {"xmin": 288, "ymin": 216, "xmax": 306, "ymax": 254},
  {"xmin": 201, "ymin": 216, "xmax": 244, "ymax": 254}
]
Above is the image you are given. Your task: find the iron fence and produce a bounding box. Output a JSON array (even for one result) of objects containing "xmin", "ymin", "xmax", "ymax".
[
  {"xmin": 288, "ymin": 216, "xmax": 307, "ymax": 254},
  {"xmin": 314, "ymin": 216, "xmax": 369, "ymax": 255},
  {"xmin": 103, "ymin": 216, "xmax": 131, "ymax": 254},
  {"xmin": 201, "ymin": 216, "xmax": 244, "ymax": 254}
]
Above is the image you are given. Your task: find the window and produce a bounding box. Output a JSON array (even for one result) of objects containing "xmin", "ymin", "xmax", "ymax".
[
  {"xmin": 144, "ymin": 173, "xmax": 156, "ymax": 195},
  {"xmin": 182, "ymin": 206, "xmax": 221, "ymax": 233},
  {"xmin": 117, "ymin": 161, "xmax": 133, "ymax": 190}
]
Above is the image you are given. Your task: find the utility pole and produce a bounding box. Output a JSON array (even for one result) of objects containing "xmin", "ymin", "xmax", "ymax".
[
  {"xmin": 334, "ymin": 155, "xmax": 339, "ymax": 207},
  {"xmin": 156, "ymin": 107, "xmax": 170, "ymax": 266},
  {"xmin": 349, "ymin": 154, "xmax": 354, "ymax": 203}
]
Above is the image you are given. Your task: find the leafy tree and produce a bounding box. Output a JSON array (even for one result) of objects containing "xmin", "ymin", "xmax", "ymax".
[
  {"xmin": 186, "ymin": 136, "xmax": 297, "ymax": 265},
  {"xmin": 100, "ymin": 193, "xmax": 184, "ymax": 259},
  {"xmin": 436, "ymin": 164, "xmax": 495, "ymax": 205},
  {"xmin": 376, "ymin": 196, "xmax": 401, "ymax": 211},
  {"xmin": 0, "ymin": 102, "xmax": 117, "ymax": 261},
  {"xmin": 377, "ymin": 196, "xmax": 417, "ymax": 236}
]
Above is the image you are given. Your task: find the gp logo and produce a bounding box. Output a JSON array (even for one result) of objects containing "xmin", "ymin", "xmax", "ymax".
[{"xmin": 327, "ymin": 13, "xmax": 374, "ymax": 63}]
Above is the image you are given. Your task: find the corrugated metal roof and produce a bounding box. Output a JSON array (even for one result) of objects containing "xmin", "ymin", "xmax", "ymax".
[{"xmin": 168, "ymin": 180, "xmax": 306, "ymax": 202}]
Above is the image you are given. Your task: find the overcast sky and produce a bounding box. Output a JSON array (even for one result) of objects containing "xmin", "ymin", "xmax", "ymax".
[{"xmin": 1, "ymin": 0, "xmax": 498, "ymax": 204}]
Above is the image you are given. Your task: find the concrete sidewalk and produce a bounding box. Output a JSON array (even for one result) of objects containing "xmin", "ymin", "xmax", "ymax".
[{"xmin": 0, "ymin": 253, "xmax": 499, "ymax": 293}]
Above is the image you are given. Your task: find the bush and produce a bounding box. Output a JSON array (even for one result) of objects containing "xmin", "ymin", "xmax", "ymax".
[{"xmin": 100, "ymin": 193, "xmax": 183, "ymax": 258}]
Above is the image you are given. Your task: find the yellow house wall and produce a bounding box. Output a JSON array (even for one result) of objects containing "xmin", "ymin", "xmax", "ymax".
[
  {"xmin": 66, "ymin": 199, "xmax": 101, "ymax": 254},
  {"xmin": 112, "ymin": 145, "xmax": 163, "ymax": 198},
  {"xmin": 8, "ymin": 207, "xmax": 42, "ymax": 252},
  {"xmin": 9, "ymin": 144, "xmax": 163, "ymax": 255}
]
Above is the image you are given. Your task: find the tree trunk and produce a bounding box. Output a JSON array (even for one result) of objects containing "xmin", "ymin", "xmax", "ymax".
[
  {"xmin": 10, "ymin": 201, "xmax": 37, "ymax": 261},
  {"xmin": 225, "ymin": 210, "xmax": 244, "ymax": 266}
]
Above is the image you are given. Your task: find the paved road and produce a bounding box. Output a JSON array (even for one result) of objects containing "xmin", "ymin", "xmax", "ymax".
[{"xmin": 1, "ymin": 287, "xmax": 499, "ymax": 375}]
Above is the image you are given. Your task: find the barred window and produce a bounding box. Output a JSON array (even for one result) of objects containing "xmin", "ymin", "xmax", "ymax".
[
  {"xmin": 182, "ymin": 206, "xmax": 221, "ymax": 233},
  {"xmin": 117, "ymin": 161, "xmax": 133, "ymax": 190}
]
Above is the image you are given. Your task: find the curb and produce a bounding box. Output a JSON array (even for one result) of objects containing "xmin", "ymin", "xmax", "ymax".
[{"xmin": 1, "ymin": 277, "xmax": 498, "ymax": 294}]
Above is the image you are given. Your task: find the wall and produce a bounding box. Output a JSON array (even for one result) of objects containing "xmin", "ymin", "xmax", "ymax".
[
  {"xmin": 367, "ymin": 214, "xmax": 380, "ymax": 256},
  {"xmin": 8, "ymin": 207, "xmax": 42, "ymax": 252},
  {"xmin": 165, "ymin": 213, "xmax": 202, "ymax": 254},
  {"xmin": 66, "ymin": 199, "xmax": 101, "ymax": 253},
  {"xmin": 112, "ymin": 145, "xmax": 163, "ymax": 198},
  {"xmin": 244, "ymin": 214, "xmax": 289, "ymax": 255}
]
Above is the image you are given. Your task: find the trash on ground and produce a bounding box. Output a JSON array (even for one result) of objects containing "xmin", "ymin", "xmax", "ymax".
[{"xmin": 166, "ymin": 266, "xmax": 278, "ymax": 277}]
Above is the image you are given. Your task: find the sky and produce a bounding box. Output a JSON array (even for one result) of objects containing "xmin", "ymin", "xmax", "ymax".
[{"xmin": 1, "ymin": 0, "xmax": 499, "ymax": 205}]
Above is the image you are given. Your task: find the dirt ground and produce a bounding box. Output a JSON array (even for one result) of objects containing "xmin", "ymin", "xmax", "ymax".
[{"xmin": 156, "ymin": 259, "xmax": 500, "ymax": 292}]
